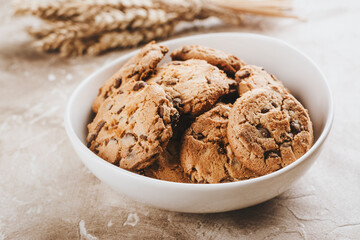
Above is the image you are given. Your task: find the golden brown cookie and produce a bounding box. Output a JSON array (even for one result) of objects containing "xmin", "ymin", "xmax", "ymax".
[
  {"xmin": 92, "ymin": 41, "xmax": 168, "ymax": 113},
  {"xmin": 170, "ymin": 45, "xmax": 246, "ymax": 76},
  {"xmin": 147, "ymin": 59, "xmax": 236, "ymax": 116},
  {"xmin": 180, "ymin": 104, "xmax": 258, "ymax": 184},
  {"xmin": 142, "ymin": 140, "xmax": 190, "ymax": 183},
  {"xmin": 227, "ymin": 88, "xmax": 314, "ymax": 176},
  {"xmin": 87, "ymin": 81, "xmax": 179, "ymax": 170},
  {"xmin": 235, "ymin": 65, "xmax": 289, "ymax": 96}
]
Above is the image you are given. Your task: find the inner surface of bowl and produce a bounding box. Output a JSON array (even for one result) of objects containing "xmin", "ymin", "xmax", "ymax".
[{"xmin": 65, "ymin": 33, "xmax": 333, "ymax": 213}]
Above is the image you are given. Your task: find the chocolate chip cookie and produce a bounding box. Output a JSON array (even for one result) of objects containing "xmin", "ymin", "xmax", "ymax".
[
  {"xmin": 142, "ymin": 140, "xmax": 190, "ymax": 183},
  {"xmin": 147, "ymin": 59, "xmax": 236, "ymax": 116},
  {"xmin": 227, "ymin": 88, "xmax": 314, "ymax": 175},
  {"xmin": 235, "ymin": 65, "xmax": 289, "ymax": 96},
  {"xmin": 180, "ymin": 104, "xmax": 258, "ymax": 183},
  {"xmin": 92, "ymin": 41, "xmax": 168, "ymax": 113},
  {"xmin": 170, "ymin": 45, "xmax": 245, "ymax": 76},
  {"xmin": 87, "ymin": 81, "xmax": 179, "ymax": 170}
]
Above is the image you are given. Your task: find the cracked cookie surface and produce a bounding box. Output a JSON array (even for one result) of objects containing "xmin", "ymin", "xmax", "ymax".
[
  {"xmin": 87, "ymin": 81, "xmax": 179, "ymax": 170},
  {"xmin": 92, "ymin": 41, "xmax": 168, "ymax": 113},
  {"xmin": 170, "ymin": 45, "xmax": 245, "ymax": 76},
  {"xmin": 227, "ymin": 88, "xmax": 314, "ymax": 175},
  {"xmin": 180, "ymin": 104, "xmax": 258, "ymax": 184},
  {"xmin": 147, "ymin": 59, "xmax": 235, "ymax": 116},
  {"xmin": 235, "ymin": 65, "xmax": 289, "ymax": 96}
]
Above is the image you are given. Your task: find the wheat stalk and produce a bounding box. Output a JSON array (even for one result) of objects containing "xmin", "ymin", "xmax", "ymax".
[
  {"xmin": 13, "ymin": 0, "xmax": 155, "ymax": 20},
  {"xmin": 87, "ymin": 23, "xmax": 176, "ymax": 55},
  {"xmin": 34, "ymin": 23, "xmax": 176, "ymax": 57},
  {"xmin": 28, "ymin": 8, "xmax": 175, "ymax": 40},
  {"xmin": 14, "ymin": 0, "xmax": 295, "ymax": 56}
]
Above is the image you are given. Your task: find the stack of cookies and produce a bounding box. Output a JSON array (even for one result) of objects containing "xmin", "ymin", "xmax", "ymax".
[{"xmin": 87, "ymin": 42, "xmax": 314, "ymax": 184}]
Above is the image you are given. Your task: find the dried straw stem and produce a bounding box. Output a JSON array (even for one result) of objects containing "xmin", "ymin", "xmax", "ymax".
[
  {"xmin": 87, "ymin": 23, "xmax": 176, "ymax": 55},
  {"xmin": 28, "ymin": 8, "xmax": 176, "ymax": 40},
  {"xmin": 14, "ymin": 0, "xmax": 295, "ymax": 56},
  {"xmin": 210, "ymin": 0, "xmax": 297, "ymax": 19},
  {"xmin": 13, "ymin": 0, "xmax": 154, "ymax": 20},
  {"xmin": 35, "ymin": 23, "xmax": 176, "ymax": 57}
]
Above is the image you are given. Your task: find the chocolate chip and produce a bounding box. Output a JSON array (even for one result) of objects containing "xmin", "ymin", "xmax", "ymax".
[
  {"xmin": 265, "ymin": 151, "xmax": 279, "ymax": 159},
  {"xmin": 290, "ymin": 121, "xmax": 301, "ymax": 134},
  {"xmin": 259, "ymin": 128, "xmax": 270, "ymax": 138},
  {"xmin": 270, "ymin": 74, "xmax": 278, "ymax": 81},
  {"xmin": 217, "ymin": 142, "xmax": 227, "ymax": 154},
  {"xmin": 236, "ymin": 70, "xmax": 250, "ymax": 79},
  {"xmin": 261, "ymin": 106, "xmax": 270, "ymax": 113},
  {"xmin": 95, "ymin": 120, "xmax": 106, "ymax": 134},
  {"xmin": 117, "ymin": 89, "xmax": 124, "ymax": 94},
  {"xmin": 172, "ymin": 97, "xmax": 183, "ymax": 109},
  {"xmin": 205, "ymin": 76, "xmax": 212, "ymax": 84},
  {"xmin": 114, "ymin": 77, "xmax": 122, "ymax": 88},
  {"xmin": 193, "ymin": 132, "xmax": 205, "ymax": 140},
  {"xmin": 87, "ymin": 134, "xmax": 96, "ymax": 147},
  {"xmin": 117, "ymin": 105, "xmax": 125, "ymax": 114},
  {"xmin": 165, "ymin": 78, "xmax": 178, "ymax": 85},
  {"xmin": 256, "ymin": 125, "xmax": 270, "ymax": 138},
  {"xmin": 158, "ymin": 105, "xmax": 165, "ymax": 118},
  {"xmin": 133, "ymin": 81, "xmax": 146, "ymax": 91},
  {"xmin": 140, "ymin": 135, "xmax": 148, "ymax": 141},
  {"xmin": 271, "ymin": 102, "xmax": 278, "ymax": 108},
  {"xmin": 128, "ymin": 146, "xmax": 133, "ymax": 153},
  {"xmin": 130, "ymin": 70, "xmax": 139, "ymax": 77}
]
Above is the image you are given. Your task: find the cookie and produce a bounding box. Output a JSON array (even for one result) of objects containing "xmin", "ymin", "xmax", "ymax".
[
  {"xmin": 147, "ymin": 59, "xmax": 236, "ymax": 116},
  {"xmin": 235, "ymin": 65, "xmax": 289, "ymax": 96},
  {"xmin": 227, "ymin": 88, "xmax": 314, "ymax": 175},
  {"xmin": 180, "ymin": 104, "xmax": 258, "ymax": 184},
  {"xmin": 92, "ymin": 41, "xmax": 169, "ymax": 113},
  {"xmin": 87, "ymin": 81, "xmax": 179, "ymax": 170},
  {"xmin": 170, "ymin": 45, "xmax": 245, "ymax": 76},
  {"xmin": 142, "ymin": 140, "xmax": 190, "ymax": 183}
]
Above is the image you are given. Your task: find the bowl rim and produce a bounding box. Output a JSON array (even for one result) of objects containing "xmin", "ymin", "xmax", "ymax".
[{"xmin": 64, "ymin": 32, "xmax": 334, "ymax": 190}]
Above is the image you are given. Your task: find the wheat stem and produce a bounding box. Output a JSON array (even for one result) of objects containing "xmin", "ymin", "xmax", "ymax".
[{"xmin": 14, "ymin": 0, "xmax": 296, "ymax": 56}]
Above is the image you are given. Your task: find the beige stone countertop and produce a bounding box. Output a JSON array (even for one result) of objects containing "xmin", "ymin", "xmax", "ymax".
[{"xmin": 1, "ymin": 0, "xmax": 360, "ymax": 239}]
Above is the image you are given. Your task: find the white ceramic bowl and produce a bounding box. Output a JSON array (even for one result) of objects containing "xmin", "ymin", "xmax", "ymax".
[{"xmin": 65, "ymin": 33, "xmax": 333, "ymax": 213}]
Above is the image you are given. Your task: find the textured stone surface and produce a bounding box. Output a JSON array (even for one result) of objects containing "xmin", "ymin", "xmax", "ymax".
[{"xmin": 1, "ymin": 0, "xmax": 360, "ymax": 239}]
